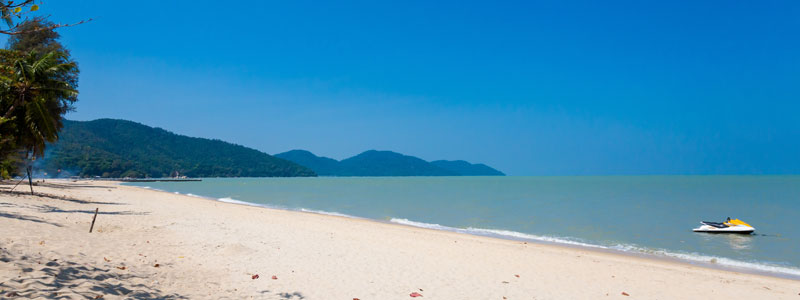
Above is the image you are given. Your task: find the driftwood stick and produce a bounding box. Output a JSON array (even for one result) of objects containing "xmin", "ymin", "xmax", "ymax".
[
  {"xmin": 89, "ymin": 208, "xmax": 99, "ymax": 233},
  {"xmin": 10, "ymin": 174, "xmax": 27, "ymax": 191}
]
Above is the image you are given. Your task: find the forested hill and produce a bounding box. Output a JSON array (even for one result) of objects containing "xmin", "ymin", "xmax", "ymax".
[
  {"xmin": 430, "ymin": 160, "xmax": 505, "ymax": 176},
  {"xmin": 43, "ymin": 119, "xmax": 316, "ymax": 178},
  {"xmin": 338, "ymin": 150, "xmax": 457, "ymax": 176},
  {"xmin": 275, "ymin": 150, "xmax": 505, "ymax": 176}
]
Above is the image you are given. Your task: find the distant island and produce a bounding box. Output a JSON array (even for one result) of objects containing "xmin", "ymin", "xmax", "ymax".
[
  {"xmin": 43, "ymin": 119, "xmax": 316, "ymax": 178},
  {"xmin": 275, "ymin": 150, "xmax": 504, "ymax": 176}
]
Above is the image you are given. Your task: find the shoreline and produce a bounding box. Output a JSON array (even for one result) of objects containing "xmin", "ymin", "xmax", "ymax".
[
  {"xmin": 2, "ymin": 179, "xmax": 798, "ymax": 299},
  {"xmin": 128, "ymin": 181, "xmax": 800, "ymax": 281}
]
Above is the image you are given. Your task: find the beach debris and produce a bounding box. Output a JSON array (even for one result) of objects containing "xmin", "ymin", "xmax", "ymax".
[
  {"xmin": 116, "ymin": 266, "xmax": 126, "ymax": 270},
  {"xmin": 94, "ymin": 295, "xmax": 104, "ymax": 299},
  {"xmin": 6, "ymin": 291, "xmax": 19, "ymax": 297},
  {"xmin": 252, "ymin": 274, "xmax": 259, "ymax": 279},
  {"xmin": 178, "ymin": 256, "xmax": 184, "ymax": 258},
  {"xmin": 154, "ymin": 263, "xmax": 160, "ymax": 268},
  {"xmin": 622, "ymin": 292, "xmax": 630, "ymax": 296},
  {"xmin": 39, "ymin": 240, "xmax": 45, "ymax": 246},
  {"xmin": 103, "ymin": 257, "xmax": 111, "ymax": 262},
  {"xmin": 419, "ymin": 288, "xmax": 424, "ymax": 291},
  {"xmin": 514, "ymin": 274, "xmax": 520, "ymax": 278},
  {"xmin": 502, "ymin": 281, "xmax": 509, "ymax": 284},
  {"xmin": 89, "ymin": 208, "xmax": 99, "ymax": 233},
  {"xmin": 353, "ymin": 298, "xmax": 360, "ymax": 300},
  {"xmin": 272, "ymin": 275, "xmax": 278, "ymax": 280},
  {"xmin": 410, "ymin": 292, "xmax": 423, "ymax": 297}
]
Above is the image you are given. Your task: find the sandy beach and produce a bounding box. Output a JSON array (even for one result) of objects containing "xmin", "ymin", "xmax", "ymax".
[{"xmin": 0, "ymin": 180, "xmax": 797, "ymax": 299}]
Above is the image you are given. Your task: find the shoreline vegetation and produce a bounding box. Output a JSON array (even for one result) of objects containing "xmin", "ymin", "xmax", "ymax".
[{"xmin": 1, "ymin": 180, "xmax": 797, "ymax": 299}]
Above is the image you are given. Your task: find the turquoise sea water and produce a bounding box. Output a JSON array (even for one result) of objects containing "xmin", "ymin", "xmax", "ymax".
[{"xmin": 124, "ymin": 176, "xmax": 800, "ymax": 278}]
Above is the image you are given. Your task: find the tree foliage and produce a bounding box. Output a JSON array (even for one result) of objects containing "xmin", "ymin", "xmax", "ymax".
[
  {"xmin": 0, "ymin": 17, "xmax": 79, "ymax": 178},
  {"xmin": 1, "ymin": 50, "xmax": 78, "ymax": 155},
  {"xmin": 1, "ymin": 1, "xmax": 89, "ymax": 36}
]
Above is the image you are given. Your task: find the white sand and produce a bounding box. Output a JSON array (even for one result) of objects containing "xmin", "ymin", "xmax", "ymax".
[{"xmin": 1, "ymin": 180, "xmax": 798, "ymax": 299}]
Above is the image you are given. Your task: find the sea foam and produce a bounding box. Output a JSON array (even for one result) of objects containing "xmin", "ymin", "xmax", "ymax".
[{"xmin": 299, "ymin": 208, "xmax": 358, "ymax": 218}]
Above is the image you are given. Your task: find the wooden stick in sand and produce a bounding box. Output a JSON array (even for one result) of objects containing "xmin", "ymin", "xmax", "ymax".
[
  {"xmin": 89, "ymin": 208, "xmax": 99, "ymax": 233},
  {"xmin": 10, "ymin": 174, "xmax": 27, "ymax": 191}
]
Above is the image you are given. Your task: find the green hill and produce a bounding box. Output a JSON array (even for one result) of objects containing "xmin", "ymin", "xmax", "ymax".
[
  {"xmin": 43, "ymin": 119, "xmax": 316, "ymax": 178},
  {"xmin": 275, "ymin": 149, "xmax": 504, "ymax": 176},
  {"xmin": 273, "ymin": 150, "xmax": 341, "ymax": 176},
  {"xmin": 338, "ymin": 150, "xmax": 456, "ymax": 176},
  {"xmin": 430, "ymin": 160, "xmax": 505, "ymax": 176}
]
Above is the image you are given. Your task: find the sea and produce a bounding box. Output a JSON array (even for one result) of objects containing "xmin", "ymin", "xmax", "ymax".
[{"xmin": 123, "ymin": 175, "xmax": 800, "ymax": 278}]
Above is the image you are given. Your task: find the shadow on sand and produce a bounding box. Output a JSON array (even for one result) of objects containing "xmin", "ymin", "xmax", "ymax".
[
  {"xmin": 0, "ymin": 248, "xmax": 186, "ymax": 299},
  {"xmin": 0, "ymin": 211, "xmax": 63, "ymax": 227},
  {"xmin": 0, "ymin": 189, "xmax": 121, "ymax": 205},
  {"xmin": 35, "ymin": 204, "xmax": 147, "ymax": 216}
]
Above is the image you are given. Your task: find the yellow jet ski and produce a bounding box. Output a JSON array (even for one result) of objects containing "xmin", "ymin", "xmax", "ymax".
[{"xmin": 693, "ymin": 217, "xmax": 754, "ymax": 234}]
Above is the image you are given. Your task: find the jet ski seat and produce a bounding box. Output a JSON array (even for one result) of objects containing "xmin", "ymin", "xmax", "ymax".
[{"xmin": 701, "ymin": 221, "xmax": 729, "ymax": 228}]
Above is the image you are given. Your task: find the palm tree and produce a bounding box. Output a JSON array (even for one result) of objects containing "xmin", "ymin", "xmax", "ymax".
[{"xmin": 0, "ymin": 50, "xmax": 77, "ymax": 187}]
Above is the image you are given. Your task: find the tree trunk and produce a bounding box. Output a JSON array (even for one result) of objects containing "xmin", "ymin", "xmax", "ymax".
[{"xmin": 26, "ymin": 166, "xmax": 33, "ymax": 195}]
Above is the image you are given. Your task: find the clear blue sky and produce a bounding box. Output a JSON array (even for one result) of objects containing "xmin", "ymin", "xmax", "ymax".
[{"xmin": 10, "ymin": 1, "xmax": 799, "ymax": 175}]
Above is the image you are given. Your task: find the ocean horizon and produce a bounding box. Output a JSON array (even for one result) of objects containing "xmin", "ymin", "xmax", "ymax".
[{"xmin": 124, "ymin": 175, "xmax": 800, "ymax": 279}]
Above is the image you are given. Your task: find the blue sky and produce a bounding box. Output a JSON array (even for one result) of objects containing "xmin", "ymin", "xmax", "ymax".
[{"xmin": 8, "ymin": 1, "xmax": 799, "ymax": 175}]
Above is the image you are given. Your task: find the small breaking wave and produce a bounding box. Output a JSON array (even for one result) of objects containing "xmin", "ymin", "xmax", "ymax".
[
  {"xmin": 390, "ymin": 218, "xmax": 602, "ymax": 248},
  {"xmin": 218, "ymin": 197, "xmax": 262, "ymax": 207},
  {"xmin": 609, "ymin": 244, "xmax": 800, "ymax": 277},
  {"xmin": 299, "ymin": 208, "xmax": 359, "ymax": 218}
]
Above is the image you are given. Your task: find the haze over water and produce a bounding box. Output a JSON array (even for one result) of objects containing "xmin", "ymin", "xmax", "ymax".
[{"xmin": 127, "ymin": 175, "xmax": 800, "ymax": 277}]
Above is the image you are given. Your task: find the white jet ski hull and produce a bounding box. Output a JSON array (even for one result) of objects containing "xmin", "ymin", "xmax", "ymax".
[{"xmin": 693, "ymin": 224, "xmax": 754, "ymax": 234}]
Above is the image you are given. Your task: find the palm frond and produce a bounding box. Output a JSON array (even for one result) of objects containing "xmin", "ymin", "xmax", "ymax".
[{"xmin": 25, "ymin": 97, "xmax": 58, "ymax": 142}]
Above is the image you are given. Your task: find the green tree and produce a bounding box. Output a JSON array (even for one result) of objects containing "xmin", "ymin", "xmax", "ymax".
[
  {"xmin": 1, "ymin": 51, "xmax": 77, "ymax": 156},
  {"xmin": 0, "ymin": 50, "xmax": 78, "ymax": 181},
  {"xmin": 6, "ymin": 18, "xmax": 79, "ymax": 108},
  {"xmin": 0, "ymin": 1, "xmax": 84, "ymax": 184}
]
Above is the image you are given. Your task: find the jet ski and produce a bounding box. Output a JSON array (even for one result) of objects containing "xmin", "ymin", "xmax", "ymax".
[{"xmin": 693, "ymin": 217, "xmax": 754, "ymax": 234}]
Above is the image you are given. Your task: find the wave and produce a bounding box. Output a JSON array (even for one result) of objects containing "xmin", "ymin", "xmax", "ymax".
[
  {"xmin": 299, "ymin": 208, "xmax": 360, "ymax": 218},
  {"xmin": 390, "ymin": 218, "xmax": 800, "ymax": 278},
  {"xmin": 218, "ymin": 197, "xmax": 263, "ymax": 207},
  {"xmin": 390, "ymin": 218, "xmax": 603, "ymax": 248},
  {"xmin": 608, "ymin": 244, "xmax": 800, "ymax": 277}
]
